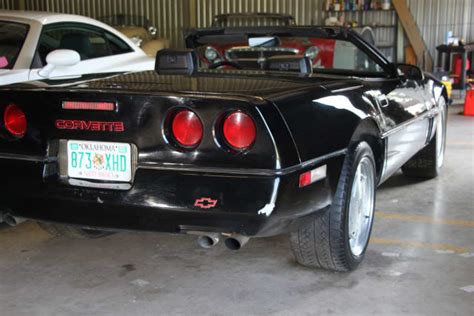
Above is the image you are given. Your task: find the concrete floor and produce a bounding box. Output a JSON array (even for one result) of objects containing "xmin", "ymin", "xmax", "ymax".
[{"xmin": 1, "ymin": 105, "xmax": 473, "ymax": 316}]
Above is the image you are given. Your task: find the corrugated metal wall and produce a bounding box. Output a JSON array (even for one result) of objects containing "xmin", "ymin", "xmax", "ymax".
[
  {"xmin": 0, "ymin": 0, "xmax": 16, "ymax": 9},
  {"xmin": 407, "ymin": 0, "xmax": 473, "ymax": 62},
  {"xmin": 196, "ymin": 0, "xmax": 320, "ymax": 26},
  {"xmin": 1, "ymin": 0, "xmax": 472, "ymax": 62}
]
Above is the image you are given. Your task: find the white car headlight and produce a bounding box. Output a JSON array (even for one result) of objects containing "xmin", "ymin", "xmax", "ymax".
[
  {"xmin": 205, "ymin": 47, "xmax": 219, "ymax": 61},
  {"xmin": 304, "ymin": 46, "xmax": 319, "ymax": 60}
]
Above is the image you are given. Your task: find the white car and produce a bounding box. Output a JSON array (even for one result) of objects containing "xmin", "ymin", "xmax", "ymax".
[{"xmin": 0, "ymin": 10, "xmax": 155, "ymax": 85}]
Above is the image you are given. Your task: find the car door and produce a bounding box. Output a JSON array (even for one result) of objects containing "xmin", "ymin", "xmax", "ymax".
[
  {"xmin": 28, "ymin": 22, "xmax": 139, "ymax": 81},
  {"xmin": 342, "ymin": 35, "xmax": 431, "ymax": 183},
  {"xmin": 364, "ymin": 73, "xmax": 431, "ymax": 183}
]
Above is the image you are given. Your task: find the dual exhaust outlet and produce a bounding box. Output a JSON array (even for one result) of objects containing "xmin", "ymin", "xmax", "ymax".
[
  {"xmin": 0, "ymin": 212, "xmax": 26, "ymax": 227},
  {"xmin": 197, "ymin": 233, "xmax": 250, "ymax": 250},
  {"xmin": 1, "ymin": 212, "xmax": 249, "ymax": 250}
]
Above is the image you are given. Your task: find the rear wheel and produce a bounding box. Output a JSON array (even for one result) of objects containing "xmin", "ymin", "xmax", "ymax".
[
  {"xmin": 290, "ymin": 142, "xmax": 376, "ymax": 271},
  {"xmin": 402, "ymin": 97, "xmax": 447, "ymax": 178},
  {"xmin": 38, "ymin": 222, "xmax": 112, "ymax": 239}
]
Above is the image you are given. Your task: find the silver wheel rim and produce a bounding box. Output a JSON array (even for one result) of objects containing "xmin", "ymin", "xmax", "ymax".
[
  {"xmin": 348, "ymin": 156, "xmax": 375, "ymax": 257},
  {"xmin": 436, "ymin": 100, "xmax": 446, "ymax": 169}
]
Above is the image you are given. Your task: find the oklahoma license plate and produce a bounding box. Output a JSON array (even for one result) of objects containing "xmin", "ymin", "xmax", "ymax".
[{"xmin": 67, "ymin": 140, "xmax": 132, "ymax": 182}]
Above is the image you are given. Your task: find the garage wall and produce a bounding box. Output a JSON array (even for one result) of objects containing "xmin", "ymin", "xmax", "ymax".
[
  {"xmin": 196, "ymin": 0, "xmax": 318, "ymax": 26},
  {"xmin": 407, "ymin": 0, "xmax": 473, "ymax": 62},
  {"xmin": 1, "ymin": 0, "xmax": 472, "ymax": 62},
  {"xmin": 0, "ymin": 0, "xmax": 15, "ymax": 9}
]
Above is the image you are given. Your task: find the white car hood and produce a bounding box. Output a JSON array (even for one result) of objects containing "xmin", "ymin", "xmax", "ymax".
[
  {"xmin": 0, "ymin": 54, "xmax": 155, "ymax": 86},
  {"xmin": 0, "ymin": 69, "xmax": 29, "ymax": 86}
]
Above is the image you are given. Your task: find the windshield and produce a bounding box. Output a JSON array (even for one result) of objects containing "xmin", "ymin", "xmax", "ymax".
[
  {"xmin": 0, "ymin": 21, "xmax": 29, "ymax": 70},
  {"xmin": 192, "ymin": 33, "xmax": 384, "ymax": 76}
]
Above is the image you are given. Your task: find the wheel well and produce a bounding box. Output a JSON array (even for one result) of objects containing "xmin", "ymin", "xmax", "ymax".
[{"xmin": 349, "ymin": 119, "xmax": 385, "ymax": 182}]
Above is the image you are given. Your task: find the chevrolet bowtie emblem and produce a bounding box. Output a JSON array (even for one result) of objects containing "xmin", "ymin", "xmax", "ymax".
[{"xmin": 194, "ymin": 197, "xmax": 218, "ymax": 209}]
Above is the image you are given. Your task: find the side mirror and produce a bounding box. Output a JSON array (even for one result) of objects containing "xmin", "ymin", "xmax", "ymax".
[
  {"xmin": 38, "ymin": 49, "xmax": 81, "ymax": 78},
  {"xmin": 396, "ymin": 63, "xmax": 424, "ymax": 81}
]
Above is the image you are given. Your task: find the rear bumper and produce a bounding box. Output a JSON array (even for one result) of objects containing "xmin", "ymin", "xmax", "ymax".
[{"xmin": 0, "ymin": 156, "xmax": 339, "ymax": 237}]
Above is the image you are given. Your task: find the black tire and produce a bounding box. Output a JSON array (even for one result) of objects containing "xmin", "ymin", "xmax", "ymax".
[
  {"xmin": 37, "ymin": 222, "xmax": 112, "ymax": 239},
  {"xmin": 402, "ymin": 97, "xmax": 447, "ymax": 178},
  {"xmin": 290, "ymin": 141, "xmax": 376, "ymax": 272}
]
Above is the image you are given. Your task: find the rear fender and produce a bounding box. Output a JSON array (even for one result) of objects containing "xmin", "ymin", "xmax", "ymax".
[
  {"xmin": 270, "ymin": 86, "xmax": 384, "ymax": 185},
  {"xmin": 349, "ymin": 118, "xmax": 385, "ymax": 183},
  {"xmin": 271, "ymin": 87, "xmax": 381, "ymax": 159}
]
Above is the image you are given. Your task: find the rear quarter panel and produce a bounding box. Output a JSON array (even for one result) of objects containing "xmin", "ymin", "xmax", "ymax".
[{"xmin": 268, "ymin": 84, "xmax": 381, "ymax": 162}]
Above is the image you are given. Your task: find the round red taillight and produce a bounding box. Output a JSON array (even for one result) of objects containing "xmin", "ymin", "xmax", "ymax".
[
  {"xmin": 171, "ymin": 109, "xmax": 203, "ymax": 147},
  {"xmin": 4, "ymin": 104, "xmax": 27, "ymax": 138},
  {"xmin": 223, "ymin": 112, "xmax": 256, "ymax": 150}
]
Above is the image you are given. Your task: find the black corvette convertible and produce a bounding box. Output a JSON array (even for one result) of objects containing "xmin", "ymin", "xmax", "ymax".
[{"xmin": 0, "ymin": 26, "xmax": 447, "ymax": 272}]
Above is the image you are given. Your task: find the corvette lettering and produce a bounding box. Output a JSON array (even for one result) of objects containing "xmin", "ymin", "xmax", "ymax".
[{"xmin": 55, "ymin": 119, "xmax": 125, "ymax": 132}]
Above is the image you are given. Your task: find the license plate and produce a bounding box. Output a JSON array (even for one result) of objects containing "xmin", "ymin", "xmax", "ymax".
[{"xmin": 67, "ymin": 140, "xmax": 131, "ymax": 182}]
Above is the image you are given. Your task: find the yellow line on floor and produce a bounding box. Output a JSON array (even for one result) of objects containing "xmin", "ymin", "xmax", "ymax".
[
  {"xmin": 370, "ymin": 237, "xmax": 469, "ymax": 253},
  {"xmin": 376, "ymin": 211, "xmax": 474, "ymax": 228}
]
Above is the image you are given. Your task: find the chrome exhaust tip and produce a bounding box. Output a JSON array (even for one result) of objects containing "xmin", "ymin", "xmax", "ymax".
[
  {"xmin": 3, "ymin": 214, "xmax": 26, "ymax": 227},
  {"xmin": 224, "ymin": 235, "xmax": 250, "ymax": 250},
  {"xmin": 197, "ymin": 233, "xmax": 220, "ymax": 249}
]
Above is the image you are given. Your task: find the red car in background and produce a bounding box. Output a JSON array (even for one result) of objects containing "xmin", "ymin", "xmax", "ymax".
[{"xmin": 190, "ymin": 13, "xmax": 337, "ymax": 70}]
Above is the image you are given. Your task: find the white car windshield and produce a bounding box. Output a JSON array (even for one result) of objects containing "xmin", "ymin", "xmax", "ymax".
[{"xmin": 0, "ymin": 21, "xmax": 29, "ymax": 70}]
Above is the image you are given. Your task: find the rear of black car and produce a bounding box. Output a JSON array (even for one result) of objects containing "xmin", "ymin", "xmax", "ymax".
[{"xmin": 0, "ymin": 84, "xmax": 333, "ymax": 237}]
